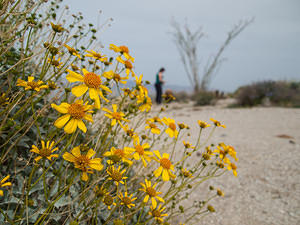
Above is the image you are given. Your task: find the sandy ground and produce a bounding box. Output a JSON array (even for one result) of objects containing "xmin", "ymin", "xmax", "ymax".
[{"xmin": 153, "ymin": 100, "xmax": 300, "ymax": 225}]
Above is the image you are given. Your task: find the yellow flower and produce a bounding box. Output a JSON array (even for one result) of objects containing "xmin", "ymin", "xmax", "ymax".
[
  {"xmin": 118, "ymin": 191, "xmax": 137, "ymax": 208},
  {"xmin": 0, "ymin": 175, "xmax": 12, "ymax": 196},
  {"xmin": 147, "ymin": 116, "xmax": 163, "ymax": 125},
  {"xmin": 51, "ymin": 100, "xmax": 94, "ymax": 134},
  {"xmin": 48, "ymin": 81, "xmax": 57, "ymax": 90},
  {"xmin": 48, "ymin": 56, "xmax": 62, "ymax": 68},
  {"xmin": 50, "ymin": 22, "xmax": 64, "ymax": 33},
  {"xmin": 139, "ymin": 179, "xmax": 164, "ymax": 208},
  {"xmin": 181, "ymin": 168, "xmax": 193, "ymax": 178},
  {"xmin": 63, "ymin": 146, "xmax": 103, "ymax": 181},
  {"xmin": 210, "ymin": 118, "xmax": 226, "ymax": 128},
  {"xmin": 103, "ymin": 147, "xmax": 133, "ymax": 166},
  {"xmin": 16, "ymin": 76, "xmax": 48, "ymax": 92},
  {"xmin": 153, "ymin": 150, "xmax": 176, "ymax": 181},
  {"xmin": 103, "ymin": 193, "xmax": 116, "ymax": 210},
  {"xmin": 64, "ymin": 44, "xmax": 81, "ymax": 59},
  {"xmin": 145, "ymin": 120, "xmax": 160, "ymax": 134},
  {"xmin": 109, "ymin": 44, "xmax": 134, "ymax": 62},
  {"xmin": 214, "ymin": 143, "xmax": 238, "ymax": 162},
  {"xmin": 71, "ymin": 64, "xmax": 80, "ymax": 71},
  {"xmin": 107, "ymin": 166, "xmax": 127, "ymax": 186},
  {"xmin": 94, "ymin": 185, "xmax": 107, "ymax": 198},
  {"xmin": 66, "ymin": 68, "xmax": 112, "ymax": 109},
  {"xmin": 226, "ymin": 161, "xmax": 237, "ymax": 176},
  {"xmin": 0, "ymin": 93, "xmax": 9, "ymax": 106},
  {"xmin": 137, "ymin": 95, "xmax": 152, "ymax": 112},
  {"xmin": 162, "ymin": 117, "xmax": 179, "ymax": 139},
  {"xmin": 178, "ymin": 122, "xmax": 188, "ymax": 130},
  {"xmin": 102, "ymin": 104, "xmax": 129, "ymax": 127},
  {"xmin": 149, "ymin": 205, "xmax": 168, "ymax": 223},
  {"xmin": 183, "ymin": 141, "xmax": 195, "ymax": 149},
  {"xmin": 85, "ymin": 50, "xmax": 108, "ymax": 62},
  {"xmin": 134, "ymin": 74, "xmax": 143, "ymax": 86},
  {"xmin": 30, "ymin": 140, "xmax": 58, "ymax": 162},
  {"xmin": 116, "ymin": 56, "xmax": 135, "ymax": 77},
  {"xmin": 217, "ymin": 189, "xmax": 224, "ymax": 197},
  {"xmin": 122, "ymin": 125, "xmax": 138, "ymax": 140},
  {"xmin": 128, "ymin": 137, "xmax": 152, "ymax": 167},
  {"xmin": 197, "ymin": 120, "xmax": 211, "ymax": 129},
  {"xmin": 102, "ymin": 70, "xmax": 128, "ymax": 85}
]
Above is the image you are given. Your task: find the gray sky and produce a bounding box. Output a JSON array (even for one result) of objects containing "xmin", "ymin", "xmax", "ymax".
[{"xmin": 67, "ymin": 0, "xmax": 300, "ymax": 92}]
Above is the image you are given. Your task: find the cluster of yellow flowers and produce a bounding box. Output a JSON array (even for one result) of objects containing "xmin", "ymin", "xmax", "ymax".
[{"xmin": 4, "ymin": 41, "xmax": 238, "ymax": 224}]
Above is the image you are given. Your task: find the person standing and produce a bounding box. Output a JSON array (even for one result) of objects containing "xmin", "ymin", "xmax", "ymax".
[{"xmin": 155, "ymin": 67, "xmax": 165, "ymax": 104}]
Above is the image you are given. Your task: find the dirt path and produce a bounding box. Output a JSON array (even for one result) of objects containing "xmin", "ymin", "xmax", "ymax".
[{"xmin": 157, "ymin": 103, "xmax": 300, "ymax": 225}]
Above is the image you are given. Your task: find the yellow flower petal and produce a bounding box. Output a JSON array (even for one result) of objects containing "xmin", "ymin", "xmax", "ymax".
[
  {"xmin": 54, "ymin": 114, "xmax": 71, "ymax": 128},
  {"xmin": 83, "ymin": 114, "xmax": 93, "ymax": 123},
  {"xmin": 86, "ymin": 149, "xmax": 96, "ymax": 158},
  {"xmin": 77, "ymin": 120, "xmax": 87, "ymax": 133},
  {"xmin": 66, "ymin": 70, "xmax": 84, "ymax": 82},
  {"xmin": 81, "ymin": 172, "xmax": 88, "ymax": 181},
  {"xmin": 71, "ymin": 146, "xmax": 81, "ymax": 157},
  {"xmin": 154, "ymin": 166, "xmax": 163, "ymax": 177},
  {"xmin": 89, "ymin": 88, "xmax": 100, "ymax": 109},
  {"xmin": 72, "ymin": 84, "xmax": 88, "ymax": 97},
  {"xmin": 62, "ymin": 152, "xmax": 75, "ymax": 162},
  {"xmin": 162, "ymin": 169, "xmax": 169, "ymax": 181},
  {"xmin": 64, "ymin": 119, "xmax": 78, "ymax": 134},
  {"xmin": 151, "ymin": 197, "xmax": 157, "ymax": 209},
  {"xmin": 144, "ymin": 195, "xmax": 149, "ymax": 203},
  {"xmin": 51, "ymin": 103, "xmax": 70, "ymax": 114}
]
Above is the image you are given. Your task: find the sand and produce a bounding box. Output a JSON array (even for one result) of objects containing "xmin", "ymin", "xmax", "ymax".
[{"xmin": 154, "ymin": 101, "xmax": 300, "ymax": 225}]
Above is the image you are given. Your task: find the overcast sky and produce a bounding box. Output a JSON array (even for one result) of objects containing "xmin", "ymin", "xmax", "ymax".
[{"xmin": 66, "ymin": 0, "xmax": 300, "ymax": 92}]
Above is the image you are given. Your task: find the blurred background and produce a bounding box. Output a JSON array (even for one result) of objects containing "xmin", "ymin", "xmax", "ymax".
[{"xmin": 67, "ymin": 0, "xmax": 300, "ymax": 93}]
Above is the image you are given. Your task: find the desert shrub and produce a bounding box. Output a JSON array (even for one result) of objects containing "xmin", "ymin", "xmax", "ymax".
[
  {"xmin": 235, "ymin": 80, "xmax": 300, "ymax": 107},
  {"xmin": 173, "ymin": 91, "xmax": 190, "ymax": 103},
  {"xmin": 192, "ymin": 91, "xmax": 216, "ymax": 106},
  {"xmin": 0, "ymin": 1, "xmax": 238, "ymax": 224}
]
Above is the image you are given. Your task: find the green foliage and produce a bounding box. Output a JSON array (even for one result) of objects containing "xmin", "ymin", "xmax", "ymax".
[
  {"xmin": 192, "ymin": 91, "xmax": 216, "ymax": 106},
  {"xmin": 235, "ymin": 80, "xmax": 300, "ymax": 107},
  {"xmin": 0, "ymin": 1, "xmax": 237, "ymax": 224}
]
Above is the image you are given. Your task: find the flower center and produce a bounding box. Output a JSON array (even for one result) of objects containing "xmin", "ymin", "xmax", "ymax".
[
  {"xmin": 114, "ymin": 73, "xmax": 121, "ymax": 82},
  {"xmin": 124, "ymin": 61, "xmax": 132, "ymax": 69},
  {"xmin": 112, "ymin": 112, "xmax": 122, "ymax": 120},
  {"xmin": 68, "ymin": 103, "xmax": 85, "ymax": 119},
  {"xmin": 76, "ymin": 155, "xmax": 89, "ymax": 169},
  {"xmin": 40, "ymin": 147, "xmax": 52, "ymax": 157},
  {"xmin": 153, "ymin": 117, "xmax": 160, "ymax": 122},
  {"xmin": 119, "ymin": 46, "xmax": 129, "ymax": 54},
  {"xmin": 182, "ymin": 170, "xmax": 191, "ymax": 177},
  {"xmin": 146, "ymin": 187, "xmax": 156, "ymax": 197},
  {"xmin": 169, "ymin": 122, "xmax": 176, "ymax": 131},
  {"xmin": 84, "ymin": 72, "xmax": 102, "ymax": 89},
  {"xmin": 104, "ymin": 195, "xmax": 113, "ymax": 206},
  {"xmin": 27, "ymin": 81, "xmax": 40, "ymax": 89},
  {"xmin": 111, "ymin": 170, "xmax": 122, "ymax": 182},
  {"xmin": 160, "ymin": 158, "xmax": 171, "ymax": 169},
  {"xmin": 52, "ymin": 60, "xmax": 60, "ymax": 67},
  {"xmin": 93, "ymin": 52, "xmax": 102, "ymax": 59},
  {"xmin": 214, "ymin": 121, "xmax": 221, "ymax": 126},
  {"xmin": 152, "ymin": 209, "xmax": 161, "ymax": 218},
  {"xmin": 184, "ymin": 143, "xmax": 191, "ymax": 148},
  {"xmin": 231, "ymin": 163, "xmax": 237, "ymax": 170},
  {"xmin": 122, "ymin": 197, "xmax": 132, "ymax": 205},
  {"xmin": 126, "ymin": 130, "xmax": 134, "ymax": 137},
  {"xmin": 135, "ymin": 145, "xmax": 144, "ymax": 155},
  {"xmin": 149, "ymin": 123, "xmax": 157, "ymax": 129},
  {"xmin": 114, "ymin": 149, "xmax": 125, "ymax": 157}
]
